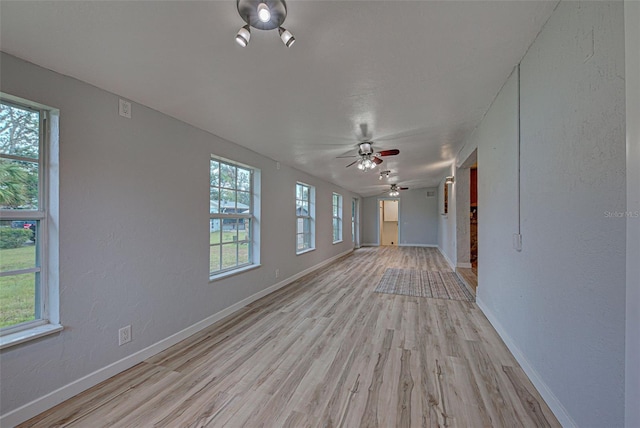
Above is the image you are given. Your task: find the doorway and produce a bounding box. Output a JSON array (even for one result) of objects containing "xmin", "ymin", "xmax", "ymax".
[
  {"xmin": 456, "ymin": 149, "xmax": 478, "ymax": 292},
  {"xmin": 379, "ymin": 199, "xmax": 399, "ymax": 245},
  {"xmin": 470, "ymin": 163, "xmax": 478, "ymax": 274}
]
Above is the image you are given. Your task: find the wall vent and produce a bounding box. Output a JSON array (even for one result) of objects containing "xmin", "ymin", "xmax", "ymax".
[{"xmin": 426, "ymin": 191, "xmax": 436, "ymax": 198}]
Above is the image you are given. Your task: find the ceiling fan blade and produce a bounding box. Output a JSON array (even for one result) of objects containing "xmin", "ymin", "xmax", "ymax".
[
  {"xmin": 372, "ymin": 157, "xmax": 383, "ymax": 165},
  {"xmin": 400, "ymin": 187, "xmax": 409, "ymax": 190},
  {"xmin": 345, "ymin": 160, "xmax": 358, "ymax": 168},
  {"xmin": 377, "ymin": 149, "xmax": 400, "ymax": 157}
]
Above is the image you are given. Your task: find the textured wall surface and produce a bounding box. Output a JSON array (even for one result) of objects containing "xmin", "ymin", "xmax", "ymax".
[
  {"xmin": 399, "ymin": 188, "xmax": 439, "ymax": 246},
  {"xmin": 361, "ymin": 188, "xmax": 439, "ymax": 247},
  {"xmin": 0, "ymin": 53, "xmax": 360, "ymax": 417},
  {"xmin": 625, "ymin": 1, "xmax": 640, "ymax": 426},
  {"xmin": 464, "ymin": 2, "xmax": 626, "ymax": 426},
  {"xmin": 437, "ymin": 166, "xmax": 457, "ymax": 268},
  {"xmin": 455, "ymin": 168, "xmax": 470, "ymax": 265}
]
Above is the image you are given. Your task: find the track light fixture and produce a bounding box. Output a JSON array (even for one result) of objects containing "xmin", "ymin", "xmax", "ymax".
[
  {"xmin": 278, "ymin": 27, "xmax": 295, "ymax": 47},
  {"xmin": 235, "ymin": 25, "xmax": 251, "ymax": 47},
  {"xmin": 379, "ymin": 170, "xmax": 391, "ymax": 180},
  {"xmin": 236, "ymin": 0, "xmax": 295, "ymax": 47}
]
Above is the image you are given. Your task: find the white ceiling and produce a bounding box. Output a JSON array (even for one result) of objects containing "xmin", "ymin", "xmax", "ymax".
[{"xmin": 0, "ymin": 1, "xmax": 558, "ymax": 196}]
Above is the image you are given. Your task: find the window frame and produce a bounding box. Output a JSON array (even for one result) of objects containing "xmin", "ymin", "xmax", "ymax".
[
  {"xmin": 332, "ymin": 192, "xmax": 343, "ymax": 244},
  {"xmin": 0, "ymin": 95, "xmax": 61, "ymax": 346},
  {"xmin": 352, "ymin": 198, "xmax": 357, "ymax": 244},
  {"xmin": 209, "ymin": 156, "xmax": 257, "ymax": 278},
  {"xmin": 296, "ymin": 182, "xmax": 315, "ymax": 253}
]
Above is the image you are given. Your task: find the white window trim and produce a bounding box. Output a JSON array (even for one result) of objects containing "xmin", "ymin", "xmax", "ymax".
[
  {"xmin": 296, "ymin": 182, "xmax": 315, "ymax": 253},
  {"xmin": 0, "ymin": 93, "xmax": 61, "ymax": 348},
  {"xmin": 332, "ymin": 192, "xmax": 343, "ymax": 244},
  {"xmin": 209, "ymin": 156, "xmax": 259, "ymax": 279}
]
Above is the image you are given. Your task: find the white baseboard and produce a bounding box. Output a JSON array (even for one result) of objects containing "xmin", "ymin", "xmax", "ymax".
[
  {"xmin": 476, "ymin": 297, "xmax": 577, "ymax": 428},
  {"xmin": 456, "ymin": 262, "xmax": 472, "ymax": 268},
  {"xmin": 398, "ymin": 243, "xmax": 438, "ymax": 248},
  {"xmin": 437, "ymin": 246, "xmax": 456, "ymax": 270},
  {"xmin": 0, "ymin": 249, "xmax": 353, "ymax": 427}
]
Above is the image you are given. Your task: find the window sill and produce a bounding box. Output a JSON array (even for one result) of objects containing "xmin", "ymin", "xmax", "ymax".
[
  {"xmin": 296, "ymin": 248, "xmax": 316, "ymax": 256},
  {"xmin": 209, "ymin": 264, "xmax": 261, "ymax": 282},
  {"xmin": 0, "ymin": 323, "xmax": 64, "ymax": 350},
  {"xmin": 333, "ymin": 240, "xmax": 343, "ymax": 245}
]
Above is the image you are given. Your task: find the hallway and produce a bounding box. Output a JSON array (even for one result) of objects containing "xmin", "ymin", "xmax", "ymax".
[{"xmin": 22, "ymin": 247, "xmax": 558, "ymax": 427}]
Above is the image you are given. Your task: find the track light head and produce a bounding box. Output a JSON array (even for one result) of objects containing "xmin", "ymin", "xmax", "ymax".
[
  {"xmin": 257, "ymin": 3, "xmax": 271, "ymax": 22},
  {"xmin": 235, "ymin": 25, "xmax": 251, "ymax": 47},
  {"xmin": 279, "ymin": 27, "xmax": 295, "ymax": 47}
]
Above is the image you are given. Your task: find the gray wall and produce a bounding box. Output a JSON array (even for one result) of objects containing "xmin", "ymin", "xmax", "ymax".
[
  {"xmin": 437, "ymin": 171, "xmax": 457, "ymax": 268},
  {"xmin": 0, "ymin": 53, "xmax": 360, "ymax": 416},
  {"xmin": 451, "ymin": 2, "xmax": 627, "ymax": 426},
  {"xmin": 361, "ymin": 188, "xmax": 438, "ymax": 247},
  {"xmin": 625, "ymin": 1, "xmax": 640, "ymax": 426}
]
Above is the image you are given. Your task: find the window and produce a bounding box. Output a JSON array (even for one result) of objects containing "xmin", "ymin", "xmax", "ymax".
[
  {"xmin": 210, "ymin": 157, "xmax": 258, "ymax": 277},
  {"xmin": 1, "ymin": 97, "xmax": 58, "ymax": 340},
  {"xmin": 332, "ymin": 193, "xmax": 342, "ymax": 243},
  {"xmin": 296, "ymin": 182, "xmax": 315, "ymax": 253},
  {"xmin": 352, "ymin": 198, "xmax": 357, "ymax": 243}
]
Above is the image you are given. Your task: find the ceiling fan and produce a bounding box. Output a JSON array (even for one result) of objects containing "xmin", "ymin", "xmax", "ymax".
[
  {"xmin": 338, "ymin": 142, "xmax": 400, "ymax": 171},
  {"xmin": 385, "ymin": 184, "xmax": 408, "ymax": 196}
]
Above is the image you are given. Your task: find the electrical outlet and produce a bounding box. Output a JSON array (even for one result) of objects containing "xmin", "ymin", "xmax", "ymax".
[
  {"xmin": 119, "ymin": 99, "xmax": 131, "ymax": 119},
  {"xmin": 118, "ymin": 325, "xmax": 131, "ymax": 346},
  {"xmin": 275, "ymin": 268, "xmax": 280, "ymax": 278}
]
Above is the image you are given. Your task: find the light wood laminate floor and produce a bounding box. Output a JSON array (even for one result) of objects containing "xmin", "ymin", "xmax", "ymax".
[{"xmin": 21, "ymin": 247, "xmax": 559, "ymax": 427}]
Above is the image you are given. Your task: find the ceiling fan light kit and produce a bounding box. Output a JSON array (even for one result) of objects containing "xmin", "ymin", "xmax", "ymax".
[
  {"xmin": 236, "ymin": 0, "xmax": 295, "ymax": 47},
  {"xmin": 342, "ymin": 142, "xmax": 400, "ymax": 172},
  {"xmin": 387, "ymin": 184, "xmax": 408, "ymax": 197}
]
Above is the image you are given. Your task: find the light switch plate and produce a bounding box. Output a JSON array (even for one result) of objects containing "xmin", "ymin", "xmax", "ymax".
[{"xmin": 119, "ymin": 99, "xmax": 131, "ymax": 119}]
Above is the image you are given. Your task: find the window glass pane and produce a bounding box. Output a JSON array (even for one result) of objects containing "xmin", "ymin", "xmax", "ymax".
[
  {"xmin": 237, "ymin": 191, "xmax": 250, "ymax": 211},
  {"xmin": 221, "ymin": 189, "xmax": 236, "ymax": 212},
  {"xmin": 297, "ymin": 234, "xmax": 305, "ymax": 250},
  {"xmin": 0, "ymin": 158, "xmax": 39, "ymax": 210},
  {"xmin": 0, "ymin": 272, "xmax": 36, "ymax": 328},
  {"xmin": 220, "ymin": 163, "xmax": 236, "ymax": 189},
  {"xmin": 209, "ymin": 245, "xmax": 221, "ymax": 273},
  {"xmin": 296, "ymin": 184, "xmax": 302, "ymax": 200},
  {"xmin": 0, "ymin": 221, "xmax": 37, "ymax": 271},
  {"xmin": 210, "ymin": 188, "xmax": 220, "ymax": 214},
  {"xmin": 302, "ymin": 185, "xmax": 309, "ymax": 201},
  {"xmin": 222, "ymin": 223, "xmax": 238, "ymax": 243},
  {"xmin": 210, "ymin": 219, "xmax": 221, "ymax": 244},
  {"xmin": 297, "ymin": 218, "xmax": 304, "ymax": 234},
  {"xmin": 301, "ymin": 201, "xmax": 309, "ymax": 215},
  {"xmin": 237, "ymin": 168, "xmax": 251, "ymax": 192},
  {"xmin": 0, "ymin": 103, "xmax": 40, "ymax": 160},
  {"xmin": 238, "ymin": 219, "xmax": 250, "ymax": 241},
  {"xmin": 238, "ymin": 242, "xmax": 249, "ymax": 265},
  {"xmin": 221, "ymin": 243, "xmax": 238, "ymax": 269},
  {"xmin": 304, "ymin": 233, "xmax": 311, "ymax": 249},
  {"xmin": 303, "ymin": 218, "xmax": 311, "ymax": 234},
  {"xmin": 210, "ymin": 160, "xmax": 219, "ymax": 187}
]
